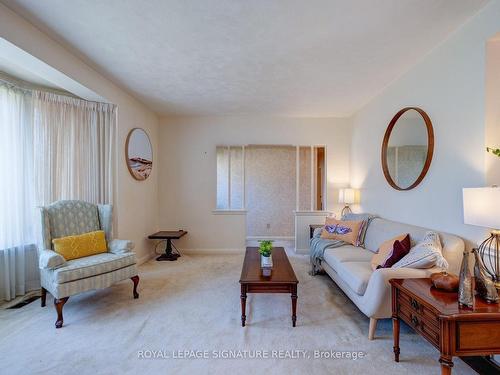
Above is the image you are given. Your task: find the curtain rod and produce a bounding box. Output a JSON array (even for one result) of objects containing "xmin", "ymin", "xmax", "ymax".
[{"xmin": 0, "ymin": 71, "xmax": 81, "ymax": 99}]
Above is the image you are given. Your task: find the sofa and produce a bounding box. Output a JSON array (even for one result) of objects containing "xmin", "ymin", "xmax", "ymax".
[{"xmin": 311, "ymin": 217, "xmax": 464, "ymax": 339}]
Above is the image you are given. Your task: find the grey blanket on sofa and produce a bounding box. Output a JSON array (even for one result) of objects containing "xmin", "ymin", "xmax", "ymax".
[{"xmin": 310, "ymin": 213, "xmax": 377, "ymax": 275}]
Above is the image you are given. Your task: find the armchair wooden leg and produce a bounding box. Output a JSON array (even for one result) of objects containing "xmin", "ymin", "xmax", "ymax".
[
  {"xmin": 368, "ymin": 318, "xmax": 378, "ymax": 340},
  {"xmin": 54, "ymin": 297, "xmax": 69, "ymax": 328},
  {"xmin": 131, "ymin": 275, "xmax": 140, "ymax": 299},
  {"xmin": 41, "ymin": 287, "xmax": 47, "ymax": 307}
]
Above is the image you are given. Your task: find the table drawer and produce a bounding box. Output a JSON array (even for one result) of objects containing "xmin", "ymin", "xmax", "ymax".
[
  {"xmin": 246, "ymin": 283, "xmax": 293, "ymax": 293},
  {"xmin": 399, "ymin": 303, "xmax": 440, "ymax": 348},
  {"xmin": 399, "ymin": 290, "xmax": 440, "ymax": 330}
]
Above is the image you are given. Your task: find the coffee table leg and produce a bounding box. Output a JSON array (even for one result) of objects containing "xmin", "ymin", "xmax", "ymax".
[
  {"xmin": 241, "ymin": 284, "xmax": 247, "ymax": 327},
  {"xmin": 291, "ymin": 285, "xmax": 297, "ymax": 327}
]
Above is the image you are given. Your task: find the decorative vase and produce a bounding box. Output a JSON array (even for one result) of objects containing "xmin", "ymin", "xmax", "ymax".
[
  {"xmin": 458, "ymin": 250, "xmax": 473, "ymax": 308},
  {"xmin": 473, "ymin": 248, "xmax": 499, "ymax": 303},
  {"xmin": 261, "ymin": 254, "xmax": 273, "ymax": 268}
]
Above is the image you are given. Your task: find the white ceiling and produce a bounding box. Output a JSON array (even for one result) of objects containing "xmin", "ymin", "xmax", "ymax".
[{"xmin": 2, "ymin": 0, "xmax": 489, "ymax": 117}]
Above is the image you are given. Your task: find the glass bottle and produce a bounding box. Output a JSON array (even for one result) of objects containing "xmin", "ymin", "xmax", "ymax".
[{"xmin": 458, "ymin": 249, "xmax": 473, "ymax": 308}]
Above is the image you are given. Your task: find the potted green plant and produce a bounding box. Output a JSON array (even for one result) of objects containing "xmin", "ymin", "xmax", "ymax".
[
  {"xmin": 259, "ymin": 240, "xmax": 273, "ymax": 268},
  {"xmin": 487, "ymin": 147, "xmax": 500, "ymax": 157}
]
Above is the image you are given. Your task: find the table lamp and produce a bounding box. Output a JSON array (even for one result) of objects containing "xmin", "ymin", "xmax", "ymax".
[
  {"xmin": 463, "ymin": 186, "xmax": 500, "ymax": 288},
  {"xmin": 339, "ymin": 188, "xmax": 356, "ymax": 216}
]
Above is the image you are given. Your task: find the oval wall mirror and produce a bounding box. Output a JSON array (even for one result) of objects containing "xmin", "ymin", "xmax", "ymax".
[
  {"xmin": 125, "ymin": 128, "xmax": 153, "ymax": 181},
  {"xmin": 381, "ymin": 107, "xmax": 434, "ymax": 191}
]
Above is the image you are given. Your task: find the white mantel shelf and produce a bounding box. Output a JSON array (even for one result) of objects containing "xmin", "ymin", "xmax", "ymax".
[{"xmin": 294, "ymin": 210, "xmax": 332, "ymax": 216}]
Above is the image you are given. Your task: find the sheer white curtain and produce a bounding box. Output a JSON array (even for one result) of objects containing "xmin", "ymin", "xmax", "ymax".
[
  {"xmin": 33, "ymin": 91, "xmax": 115, "ymax": 206},
  {"xmin": 0, "ymin": 83, "xmax": 37, "ymax": 301},
  {"xmin": 0, "ymin": 83, "xmax": 116, "ymax": 301}
]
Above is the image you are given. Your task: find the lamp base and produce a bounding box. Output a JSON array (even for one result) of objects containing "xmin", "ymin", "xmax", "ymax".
[
  {"xmin": 341, "ymin": 205, "xmax": 352, "ymax": 217},
  {"xmin": 477, "ymin": 232, "xmax": 500, "ymax": 286}
]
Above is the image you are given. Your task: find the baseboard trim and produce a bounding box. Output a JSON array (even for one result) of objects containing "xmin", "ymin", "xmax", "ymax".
[
  {"xmin": 137, "ymin": 251, "xmax": 157, "ymax": 265},
  {"xmin": 181, "ymin": 248, "xmax": 245, "ymax": 255},
  {"xmin": 295, "ymin": 248, "xmax": 310, "ymax": 255},
  {"xmin": 246, "ymin": 236, "xmax": 294, "ymax": 241}
]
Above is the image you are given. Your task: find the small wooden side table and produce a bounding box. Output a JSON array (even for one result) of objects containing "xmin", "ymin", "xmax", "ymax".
[
  {"xmin": 148, "ymin": 230, "xmax": 187, "ymax": 261},
  {"xmin": 390, "ymin": 278, "xmax": 500, "ymax": 375},
  {"xmin": 309, "ymin": 224, "xmax": 323, "ymax": 239}
]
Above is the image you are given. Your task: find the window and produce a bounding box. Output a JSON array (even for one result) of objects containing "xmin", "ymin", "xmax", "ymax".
[
  {"xmin": 216, "ymin": 146, "xmax": 244, "ymax": 210},
  {"xmin": 0, "ymin": 76, "xmax": 116, "ymax": 301},
  {"xmin": 0, "ymin": 82, "xmax": 36, "ymax": 251}
]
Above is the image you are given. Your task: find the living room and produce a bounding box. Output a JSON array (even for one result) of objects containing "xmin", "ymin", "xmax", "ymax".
[{"xmin": 1, "ymin": 1, "xmax": 500, "ymax": 374}]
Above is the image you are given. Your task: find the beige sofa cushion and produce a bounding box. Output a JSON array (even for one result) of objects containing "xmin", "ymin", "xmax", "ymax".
[
  {"xmin": 335, "ymin": 262, "xmax": 373, "ymax": 295},
  {"xmin": 49, "ymin": 252, "xmax": 136, "ymax": 283},
  {"xmin": 323, "ymin": 246, "xmax": 373, "ymax": 270}
]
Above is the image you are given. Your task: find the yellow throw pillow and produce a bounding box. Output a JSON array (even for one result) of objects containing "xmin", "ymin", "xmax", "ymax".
[
  {"xmin": 371, "ymin": 233, "xmax": 408, "ymax": 271},
  {"xmin": 52, "ymin": 230, "xmax": 108, "ymax": 261},
  {"xmin": 320, "ymin": 217, "xmax": 363, "ymax": 246}
]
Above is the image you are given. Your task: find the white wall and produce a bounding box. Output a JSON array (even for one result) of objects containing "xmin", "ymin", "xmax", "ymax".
[
  {"xmin": 0, "ymin": 4, "xmax": 160, "ymax": 263},
  {"xmin": 159, "ymin": 115, "xmax": 351, "ymax": 251},
  {"xmin": 350, "ymin": 1, "xmax": 500, "ymax": 248},
  {"xmin": 486, "ymin": 38, "xmax": 500, "ymax": 185}
]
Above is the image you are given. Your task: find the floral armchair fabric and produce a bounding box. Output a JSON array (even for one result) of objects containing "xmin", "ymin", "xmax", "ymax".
[{"xmin": 39, "ymin": 200, "xmax": 139, "ymax": 328}]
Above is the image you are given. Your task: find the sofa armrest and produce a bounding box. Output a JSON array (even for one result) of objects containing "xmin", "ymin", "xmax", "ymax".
[
  {"xmin": 360, "ymin": 267, "xmax": 439, "ymax": 318},
  {"xmin": 39, "ymin": 249, "xmax": 66, "ymax": 269},
  {"xmin": 108, "ymin": 239, "xmax": 135, "ymax": 254}
]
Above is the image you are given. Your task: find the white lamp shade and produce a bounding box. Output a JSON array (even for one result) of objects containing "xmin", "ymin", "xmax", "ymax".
[
  {"xmin": 463, "ymin": 187, "xmax": 500, "ymax": 229},
  {"xmin": 339, "ymin": 188, "xmax": 355, "ymax": 204}
]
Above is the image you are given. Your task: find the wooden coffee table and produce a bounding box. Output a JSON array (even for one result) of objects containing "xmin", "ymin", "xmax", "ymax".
[{"xmin": 239, "ymin": 247, "xmax": 299, "ymax": 327}]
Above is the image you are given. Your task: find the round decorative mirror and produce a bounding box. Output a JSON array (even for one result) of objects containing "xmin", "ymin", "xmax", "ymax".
[
  {"xmin": 381, "ymin": 107, "xmax": 434, "ymax": 190},
  {"xmin": 125, "ymin": 128, "xmax": 153, "ymax": 181}
]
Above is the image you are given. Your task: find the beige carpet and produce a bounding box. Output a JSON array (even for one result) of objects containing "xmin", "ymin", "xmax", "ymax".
[{"xmin": 0, "ymin": 251, "xmax": 474, "ymax": 375}]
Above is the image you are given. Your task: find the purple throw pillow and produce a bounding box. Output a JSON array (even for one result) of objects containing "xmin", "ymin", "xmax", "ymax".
[{"xmin": 379, "ymin": 234, "xmax": 411, "ymax": 269}]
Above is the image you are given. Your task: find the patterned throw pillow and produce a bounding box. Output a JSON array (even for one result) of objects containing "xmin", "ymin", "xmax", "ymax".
[
  {"xmin": 52, "ymin": 230, "xmax": 108, "ymax": 260},
  {"xmin": 371, "ymin": 233, "xmax": 409, "ymax": 270},
  {"xmin": 378, "ymin": 234, "xmax": 411, "ymax": 269},
  {"xmin": 393, "ymin": 231, "xmax": 449, "ymax": 269},
  {"xmin": 341, "ymin": 213, "xmax": 377, "ymax": 247},
  {"xmin": 320, "ymin": 218, "xmax": 363, "ymax": 246}
]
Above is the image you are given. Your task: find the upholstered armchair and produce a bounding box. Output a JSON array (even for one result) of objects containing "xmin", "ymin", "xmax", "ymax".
[{"xmin": 39, "ymin": 200, "xmax": 139, "ymax": 328}]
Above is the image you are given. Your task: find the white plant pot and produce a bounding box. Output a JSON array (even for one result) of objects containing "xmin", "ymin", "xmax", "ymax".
[{"xmin": 261, "ymin": 254, "xmax": 273, "ymax": 268}]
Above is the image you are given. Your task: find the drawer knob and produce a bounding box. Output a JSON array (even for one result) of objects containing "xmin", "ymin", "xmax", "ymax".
[
  {"xmin": 411, "ymin": 299, "xmax": 420, "ymax": 311},
  {"xmin": 411, "ymin": 315, "xmax": 419, "ymax": 327}
]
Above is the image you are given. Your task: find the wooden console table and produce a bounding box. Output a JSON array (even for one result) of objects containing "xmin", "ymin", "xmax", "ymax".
[{"xmin": 390, "ymin": 278, "xmax": 500, "ymax": 374}]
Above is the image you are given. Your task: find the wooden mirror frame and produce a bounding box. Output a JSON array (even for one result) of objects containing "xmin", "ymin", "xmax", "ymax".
[
  {"xmin": 381, "ymin": 107, "xmax": 434, "ymax": 191},
  {"xmin": 125, "ymin": 127, "xmax": 153, "ymax": 181}
]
